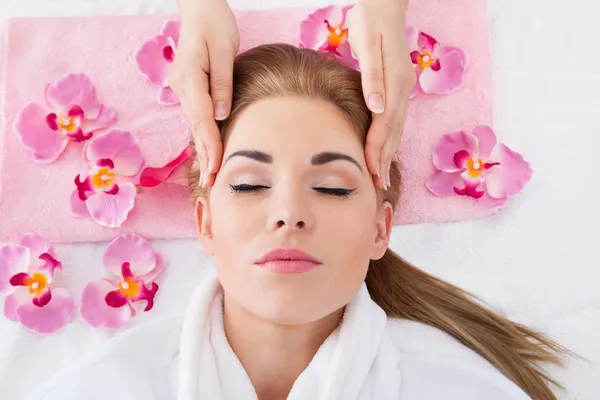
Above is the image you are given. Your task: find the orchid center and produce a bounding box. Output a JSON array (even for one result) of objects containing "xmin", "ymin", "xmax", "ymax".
[
  {"xmin": 57, "ymin": 114, "xmax": 79, "ymax": 133},
  {"xmin": 324, "ymin": 19, "xmax": 347, "ymax": 48},
  {"xmin": 418, "ymin": 51, "xmax": 434, "ymax": 69},
  {"xmin": 91, "ymin": 167, "xmax": 116, "ymax": 191},
  {"xmin": 28, "ymin": 272, "xmax": 48, "ymax": 297},
  {"xmin": 463, "ymin": 157, "xmax": 500, "ymax": 180},
  {"xmin": 118, "ymin": 279, "xmax": 140, "ymax": 298}
]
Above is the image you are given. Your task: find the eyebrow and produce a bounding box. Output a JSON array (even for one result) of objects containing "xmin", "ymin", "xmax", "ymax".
[{"xmin": 223, "ymin": 150, "xmax": 363, "ymax": 172}]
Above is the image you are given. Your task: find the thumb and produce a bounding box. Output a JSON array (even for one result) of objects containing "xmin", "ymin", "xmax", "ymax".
[{"xmin": 209, "ymin": 46, "xmax": 235, "ymax": 121}]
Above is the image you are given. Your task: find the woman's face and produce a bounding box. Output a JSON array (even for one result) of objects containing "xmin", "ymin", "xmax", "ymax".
[{"xmin": 196, "ymin": 96, "xmax": 393, "ymax": 325}]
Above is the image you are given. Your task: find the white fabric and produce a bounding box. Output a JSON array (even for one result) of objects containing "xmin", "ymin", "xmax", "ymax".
[
  {"xmin": 24, "ymin": 272, "xmax": 529, "ymax": 400},
  {"xmin": 0, "ymin": 0, "xmax": 599, "ymax": 399}
]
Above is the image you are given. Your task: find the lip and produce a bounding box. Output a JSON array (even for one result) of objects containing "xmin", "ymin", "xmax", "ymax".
[{"xmin": 255, "ymin": 248, "xmax": 322, "ymax": 274}]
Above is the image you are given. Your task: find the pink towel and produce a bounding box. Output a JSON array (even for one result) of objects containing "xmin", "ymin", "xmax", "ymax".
[{"xmin": 0, "ymin": 1, "xmax": 493, "ymax": 244}]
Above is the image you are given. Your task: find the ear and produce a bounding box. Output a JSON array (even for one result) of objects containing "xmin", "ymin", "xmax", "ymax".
[
  {"xmin": 195, "ymin": 198, "xmax": 214, "ymax": 255},
  {"xmin": 370, "ymin": 201, "xmax": 394, "ymax": 260}
]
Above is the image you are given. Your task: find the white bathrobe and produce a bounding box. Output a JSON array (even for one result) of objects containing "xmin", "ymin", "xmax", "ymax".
[{"xmin": 26, "ymin": 273, "xmax": 531, "ymax": 400}]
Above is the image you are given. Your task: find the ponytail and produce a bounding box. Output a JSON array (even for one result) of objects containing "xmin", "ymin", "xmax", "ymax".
[{"xmin": 366, "ymin": 250, "xmax": 578, "ymax": 400}]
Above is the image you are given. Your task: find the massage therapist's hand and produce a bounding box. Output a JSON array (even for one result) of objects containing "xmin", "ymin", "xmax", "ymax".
[
  {"xmin": 347, "ymin": 0, "xmax": 415, "ymax": 189},
  {"xmin": 170, "ymin": 0, "xmax": 240, "ymax": 187}
]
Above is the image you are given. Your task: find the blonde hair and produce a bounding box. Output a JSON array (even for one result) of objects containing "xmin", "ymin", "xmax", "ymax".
[{"xmin": 188, "ymin": 43, "xmax": 578, "ymax": 399}]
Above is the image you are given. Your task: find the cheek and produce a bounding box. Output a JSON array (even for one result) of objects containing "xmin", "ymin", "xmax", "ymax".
[
  {"xmin": 208, "ymin": 193, "xmax": 265, "ymax": 279},
  {"xmin": 320, "ymin": 198, "xmax": 378, "ymax": 256}
]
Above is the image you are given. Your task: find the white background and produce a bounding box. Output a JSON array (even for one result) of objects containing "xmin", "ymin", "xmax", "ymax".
[{"xmin": 0, "ymin": 0, "xmax": 599, "ymax": 399}]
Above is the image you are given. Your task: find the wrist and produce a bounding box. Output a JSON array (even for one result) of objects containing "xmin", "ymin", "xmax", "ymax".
[{"xmin": 178, "ymin": 0, "xmax": 226, "ymax": 18}]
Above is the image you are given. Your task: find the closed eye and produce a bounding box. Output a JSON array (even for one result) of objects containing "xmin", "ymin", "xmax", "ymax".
[
  {"xmin": 313, "ymin": 187, "xmax": 356, "ymax": 197},
  {"xmin": 229, "ymin": 184, "xmax": 269, "ymax": 193},
  {"xmin": 229, "ymin": 184, "xmax": 356, "ymax": 198}
]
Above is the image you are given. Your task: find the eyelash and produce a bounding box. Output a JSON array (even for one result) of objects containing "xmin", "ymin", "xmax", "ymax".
[{"xmin": 229, "ymin": 184, "xmax": 356, "ymax": 198}]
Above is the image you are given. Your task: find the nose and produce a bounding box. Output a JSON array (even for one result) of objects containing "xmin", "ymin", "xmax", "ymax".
[{"xmin": 267, "ymin": 186, "xmax": 314, "ymax": 232}]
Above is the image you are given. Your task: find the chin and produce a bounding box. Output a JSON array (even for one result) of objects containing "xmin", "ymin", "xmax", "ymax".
[{"xmin": 246, "ymin": 275, "xmax": 340, "ymax": 325}]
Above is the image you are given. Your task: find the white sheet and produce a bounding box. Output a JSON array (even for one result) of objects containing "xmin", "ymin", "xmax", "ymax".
[{"xmin": 0, "ymin": 0, "xmax": 598, "ymax": 399}]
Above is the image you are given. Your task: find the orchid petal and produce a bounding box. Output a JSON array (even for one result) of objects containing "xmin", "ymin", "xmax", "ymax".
[
  {"xmin": 86, "ymin": 130, "xmax": 143, "ymax": 176},
  {"xmin": 0, "ymin": 245, "xmax": 30, "ymax": 293},
  {"xmin": 44, "ymin": 74, "xmax": 101, "ymax": 119},
  {"xmin": 105, "ymin": 289, "xmax": 129, "ymax": 308},
  {"xmin": 4, "ymin": 288, "xmax": 29, "ymax": 321},
  {"xmin": 406, "ymin": 25, "xmax": 419, "ymax": 51},
  {"xmin": 138, "ymin": 252, "xmax": 166, "ymax": 283},
  {"xmin": 84, "ymin": 105, "xmax": 117, "ymax": 133},
  {"xmin": 419, "ymin": 48, "xmax": 467, "ymax": 95},
  {"xmin": 17, "ymin": 288, "xmax": 74, "ymax": 334},
  {"xmin": 103, "ymin": 234, "xmax": 157, "ymax": 278},
  {"xmin": 130, "ymin": 282, "xmax": 159, "ymax": 312},
  {"xmin": 157, "ymin": 86, "xmax": 179, "ymax": 106},
  {"xmin": 441, "ymin": 46, "xmax": 469, "ymax": 69},
  {"xmin": 138, "ymin": 146, "xmax": 194, "ymax": 188},
  {"xmin": 38, "ymin": 253, "xmax": 62, "ymax": 277},
  {"xmin": 409, "ymin": 70, "xmax": 424, "ymax": 99},
  {"xmin": 161, "ymin": 20, "xmax": 181, "ymax": 45},
  {"xmin": 454, "ymin": 179, "xmax": 485, "ymax": 199},
  {"xmin": 10, "ymin": 272, "xmax": 32, "ymax": 288},
  {"xmin": 69, "ymin": 189, "xmax": 91, "ymax": 218},
  {"xmin": 32, "ymin": 287, "xmax": 52, "ymax": 307},
  {"xmin": 432, "ymin": 131, "xmax": 479, "ymax": 172},
  {"xmin": 13, "ymin": 103, "xmax": 67, "ymax": 164},
  {"xmin": 485, "ymin": 144, "xmax": 533, "ymax": 199},
  {"xmin": 471, "ymin": 125, "xmax": 497, "ymax": 160},
  {"xmin": 19, "ymin": 233, "xmax": 50, "ymax": 262},
  {"xmin": 418, "ymin": 32, "xmax": 439, "ymax": 52},
  {"xmin": 85, "ymin": 182, "xmax": 137, "ymax": 228},
  {"xmin": 80, "ymin": 280, "xmax": 132, "ymax": 329},
  {"xmin": 453, "ymin": 150, "xmax": 471, "ymax": 169},
  {"xmin": 75, "ymin": 174, "xmax": 95, "ymax": 201},
  {"xmin": 135, "ymin": 35, "xmax": 175, "ymax": 87},
  {"xmin": 426, "ymin": 171, "xmax": 464, "ymax": 197},
  {"xmin": 335, "ymin": 41, "xmax": 360, "ymax": 70}
]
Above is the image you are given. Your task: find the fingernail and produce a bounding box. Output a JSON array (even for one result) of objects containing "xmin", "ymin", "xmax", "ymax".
[
  {"xmin": 214, "ymin": 101, "xmax": 229, "ymax": 121},
  {"xmin": 200, "ymin": 171, "xmax": 206, "ymax": 188},
  {"xmin": 368, "ymin": 93, "xmax": 384, "ymax": 114}
]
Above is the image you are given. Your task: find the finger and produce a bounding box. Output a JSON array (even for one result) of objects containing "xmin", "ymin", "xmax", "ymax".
[
  {"xmin": 379, "ymin": 119, "xmax": 402, "ymax": 189},
  {"xmin": 180, "ymin": 69, "xmax": 223, "ymax": 176},
  {"xmin": 365, "ymin": 115, "xmax": 391, "ymax": 188},
  {"xmin": 354, "ymin": 32, "xmax": 386, "ymax": 115},
  {"xmin": 208, "ymin": 42, "xmax": 235, "ymax": 121},
  {"xmin": 195, "ymin": 140, "xmax": 208, "ymax": 187},
  {"xmin": 376, "ymin": 30, "xmax": 414, "ymax": 187}
]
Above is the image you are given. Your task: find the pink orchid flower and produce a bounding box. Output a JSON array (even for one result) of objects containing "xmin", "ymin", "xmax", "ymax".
[
  {"xmin": 299, "ymin": 5, "xmax": 359, "ymax": 70},
  {"xmin": 13, "ymin": 74, "xmax": 117, "ymax": 163},
  {"xmin": 70, "ymin": 129, "xmax": 143, "ymax": 228},
  {"xmin": 0, "ymin": 234, "xmax": 74, "ymax": 334},
  {"xmin": 426, "ymin": 126, "xmax": 533, "ymax": 208},
  {"xmin": 80, "ymin": 234, "xmax": 164, "ymax": 329},
  {"xmin": 135, "ymin": 20, "xmax": 181, "ymax": 106},
  {"xmin": 407, "ymin": 26, "xmax": 468, "ymax": 98}
]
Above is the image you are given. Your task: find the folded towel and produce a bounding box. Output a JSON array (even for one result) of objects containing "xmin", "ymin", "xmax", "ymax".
[{"xmin": 0, "ymin": 0, "xmax": 493, "ymax": 244}]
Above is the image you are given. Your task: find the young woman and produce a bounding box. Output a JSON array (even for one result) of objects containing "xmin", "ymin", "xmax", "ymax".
[{"xmin": 27, "ymin": 44, "xmax": 572, "ymax": 400}]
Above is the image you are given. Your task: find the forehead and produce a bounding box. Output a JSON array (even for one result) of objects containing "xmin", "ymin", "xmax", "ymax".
[{"xmin": 222, "ymin": 96, "xmax": 364, "ymax": 157}]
